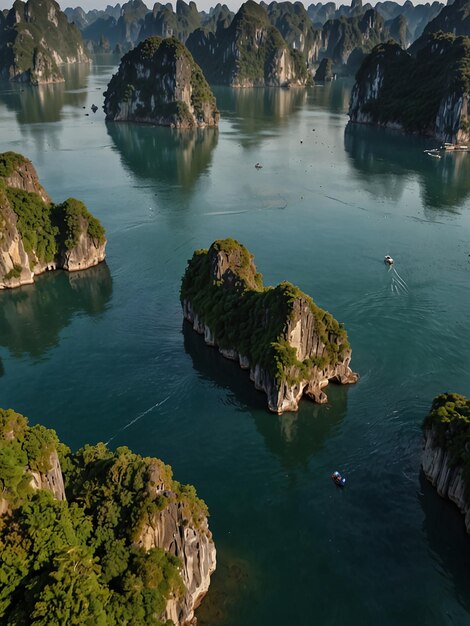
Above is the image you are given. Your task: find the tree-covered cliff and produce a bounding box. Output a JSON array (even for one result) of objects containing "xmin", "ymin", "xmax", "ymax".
[
  {"xmin": 422, "ymin": 393, "xmax": 470, "ymax": 532},
  {"xmin": 186, "ymin": 0, "xmax": 310, "ymax": 87},
  {"xmin": 181, "ymin": 239, "xmax": 358, "ymax": 413},
  {"xmin": 0, "ymin": 0, "xmax": 89, "ymax": 84},
  {"xmin": 104, "ymin": 36, "xmax": 219, "ymax": 127},
  {"xmin": 348, "ymin": 32, "xmax": 470, "ymax": 143},
  {"xmin": 0, "ymin": 151, "xmax": 106, "ymax": 289},
  {"xmin": 0, "ymin": 407, "xmax": 216, "ymax": 625}
]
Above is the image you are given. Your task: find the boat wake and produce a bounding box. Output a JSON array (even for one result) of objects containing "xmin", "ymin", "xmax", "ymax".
[
  {"xmin": 105, "ymin": 395, "xmax": 171, "ymax": 445},
  {"xmin": 390, "ymin": 266, "xmax": 409, "ymax": 295}
]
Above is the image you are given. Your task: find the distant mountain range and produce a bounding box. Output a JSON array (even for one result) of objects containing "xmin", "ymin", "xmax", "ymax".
[{"xmin": 63, "ymin": 0, "xmax": 445, "ymax": 68}]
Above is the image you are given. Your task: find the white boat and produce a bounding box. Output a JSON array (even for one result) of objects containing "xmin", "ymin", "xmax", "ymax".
[
  {"xmin": 428, "ymin": 153, "xmax": 441, "ymax": 159},
  {"xmin": 384, "ymin": 255, "xmax": 394, "ymax": 265}
]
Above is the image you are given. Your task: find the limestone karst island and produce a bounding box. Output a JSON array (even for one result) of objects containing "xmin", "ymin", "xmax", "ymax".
[
  {"xmin": 0, "ymin": 152, "xmax": 106, "ymax": 289},
  {"xmin": 181, "ymin": 239, "xmax": 358, "ymax": 413},
  {"xmin": 104, "ymin": 36, "xmax": 219, "ymax": 127},
  {"xmin": 1, "ymin": 0, "xmax": 470, "ymax": 622}
]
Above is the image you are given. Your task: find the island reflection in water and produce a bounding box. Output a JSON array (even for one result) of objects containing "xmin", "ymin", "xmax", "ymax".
[
  {"xmin": 344, "ymin": 123, "xmax": 470, "ymax": 212},
  {"xmin": 183, "ymin": 321, "xmax": 348, "ymax": 469},
  {"xmin": 214, "ymin": 86, "xmax": 307, "ymax": 146},
  {"xmin": 106, "ymin": 122, "xmax": 218, "ymax": 192},
  {"xmin": 0, "ymin": 63, "xmax": 90, "ymax": 125},
  {"xmin": 0, "ymin": 263, "xmax": 112, "ymax": 359},
  {"xmin": 419, "ymin": 472, "xmax": 470, "ymax": 613}
]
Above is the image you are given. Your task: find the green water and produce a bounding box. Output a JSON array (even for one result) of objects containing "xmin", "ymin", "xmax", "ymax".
[{"xmin": 1, "ymin": 60, "xmax": 470, "ymax": 625}]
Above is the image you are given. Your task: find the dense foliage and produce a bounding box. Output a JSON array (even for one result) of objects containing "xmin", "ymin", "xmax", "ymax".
[
  {"xmin": 180, "ymin": 239, "xmax": 350, "ymax": 384},
  {"xmin": 423, "ymin": 393, "xmax": 470, "ymax": 499},
  {"xmin": 354, "ymin": 32, "xmax": 470, "ymax": 133},
  {"xmin": 0, "ymin": 409, "xmax": 208, "ymax": 625},
  {"xmin": 0, "ymin": 152, "xmax": 106, "ymax": 266},
  {"xmin": 423, "ymin": 393, "xmax": 470, "ymax": 474}
]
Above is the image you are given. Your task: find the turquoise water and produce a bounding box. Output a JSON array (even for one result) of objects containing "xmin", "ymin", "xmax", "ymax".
[{"xmin": 1, "ymin": 60, "xmax": 470, "ymax": 625}]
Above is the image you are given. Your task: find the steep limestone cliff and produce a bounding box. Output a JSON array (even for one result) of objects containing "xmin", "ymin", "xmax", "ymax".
[
  {"xmin": 0, "ymin": 0, "xmax": 89, "ymax": 85},
  {"xmin": 321, "ymin": 9, "xmax": 388, "ymax": 69},
  {"xmin": 0, "ymin": 151, "xmax": 106, "ymax": 289},
  {"xmin": 104, "ymin": 35, "xmax": 219, "ymax": 127},
  {"xmin": 0, "ymin": 408, "xmax": 216, "ymax": 625},
  {"xmin": 348, "ymin": 33, "xmax": 470, "ymax": 143},
  {"xmin": 186, "ymin": 0, "xmax": 310, "ymax": 87},
  {"xmin": 422, "ymin": 393, "xmax": 470, "ymax": 533},
  {"xmin": 181, "ymin": 239, "xmax": 358, "ymax": 413}
]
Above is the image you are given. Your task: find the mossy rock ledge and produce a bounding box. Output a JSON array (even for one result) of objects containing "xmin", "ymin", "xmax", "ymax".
[
  {"xmin": 0, "ymin": 151, "xmax": 106, "ymax": 289},
  {"xmin": 180, "ymin": 239, "xmax": 358, "ymax": 414},
  {"xmin": 348, "ymin": 32, "xmax": 470, "ymax": 143},
  {"xmin": 103, "ymin": 36, "xmax": 220, "ymax": 128},
  {"xmin": 0, "ymin": 407, "xmax": 216, "ymax": 625},
  {"xmin": 422, "ymin": 393, "xmax": 470, "ymax": 533}
]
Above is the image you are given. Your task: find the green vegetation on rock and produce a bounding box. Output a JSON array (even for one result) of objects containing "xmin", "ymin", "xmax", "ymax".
[
  {"xmin": 0, "ymin": 408, "xmax": 59, "ymax": 506},
  {"xmin": 0, "ymin": 152, "xmax": 27, "ymax": 178},
  {"xmin": 0, "ymin": 408, "xmax": 208, "ymax": 625},
  {"xmin": 423, "ymin": 393, "xmax": 470, "ymax": 494},
  {"xmin": 186, "ymin": 0, "xmax": 309, "ymax": 86},
  {"xmin": 0, "ymin": 151, "xmax": 106, "ymax": 268},
  {"xmin": 180, "ymin": 239, "xmax": 350, "ymax": 384},
  {"xmin": 5, "ymin": 187, "xmax": 58, "ymax": 263},
  {"xmin": 0, "ymin": 0, "xmax": 89, "ymax": 84},
  {"xmin": 104, "ymin": 36, "xmax": 219, "ymax": 127},
  {"xmin": 55, "ymin": 198, "xmax": 106, "ymax": 249},
  {"xmin": 352, "ymin": 32, "xmax": 470, "ymax": 134}
]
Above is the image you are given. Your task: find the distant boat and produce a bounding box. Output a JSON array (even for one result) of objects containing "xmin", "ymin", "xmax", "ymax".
[
  {"xmin": 331, "ymin": 471, "xmax": 346, "ymax": 487},
  {"xmin": 255, "ymin": 162, "xmax": 263, "ymax": 169},
  {"xmin": 427, "ymin": 153, "xmax": 441, "ymax": 159},
  {"xmin": 384, "ymin": 255, "xmax": 394, "ymax": 265}
]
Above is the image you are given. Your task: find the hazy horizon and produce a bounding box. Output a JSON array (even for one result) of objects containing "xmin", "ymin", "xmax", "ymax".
[{"xmin": 0, "ymin": 0, "xmax": 443, "ymax": 15}]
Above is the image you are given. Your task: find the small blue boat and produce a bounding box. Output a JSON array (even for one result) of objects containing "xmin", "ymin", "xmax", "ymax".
[{"xmin": 331, "ymin": 471, "xmax": 346, "ymax": 487}]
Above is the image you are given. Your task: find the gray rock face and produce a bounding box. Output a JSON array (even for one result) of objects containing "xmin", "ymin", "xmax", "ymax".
[
  {"xmin": 29, "ymin": 450, "xmax": 66, "ymax": 501},
  {"xmin": 422, "ymin": 427, "xmax": 470, "ymax": 532},
  {"xmin": 137, "ymin": 493, "xmax": 216, "ymax": 625}
]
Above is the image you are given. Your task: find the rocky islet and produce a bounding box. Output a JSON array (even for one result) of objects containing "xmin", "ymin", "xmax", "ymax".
[
  {"xmin": 0, "ymin": 151, "xmax": 106, "ymax": 289},
  {"xmin": 180, "ymin": 239, "xmax": 358, "ymax": 413}
]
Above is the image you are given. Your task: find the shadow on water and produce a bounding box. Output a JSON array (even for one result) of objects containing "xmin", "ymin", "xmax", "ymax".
[
  {"xmin": 183, "ymin": 321, "xmax": 349, "ymax": 469},
  {"xmin": 0, "ymin": 63, "xmax": 90, "ymax": 125},
  {"xmin": 106, "ymin": 122, "xmax": 218, "ymax": 192},
  {"xmin": 214, "ymin": 86, "xmax": 307, "ymax": 146},
  {"xmin": 419, "ymin": 471, "xmax": 470, "ymax": 613},
  {"xmin": 344, "ymin": 123, "xmax": 470, "ymax": 212},
  {"xmin": 0, "ymin": 263, "xmax": 112, "ymax": 359}
]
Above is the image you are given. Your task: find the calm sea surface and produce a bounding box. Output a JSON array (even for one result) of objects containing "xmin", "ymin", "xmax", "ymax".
[{"xmin": 1, "ymin": 59, "xmax": 470, "ymax": 626}]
